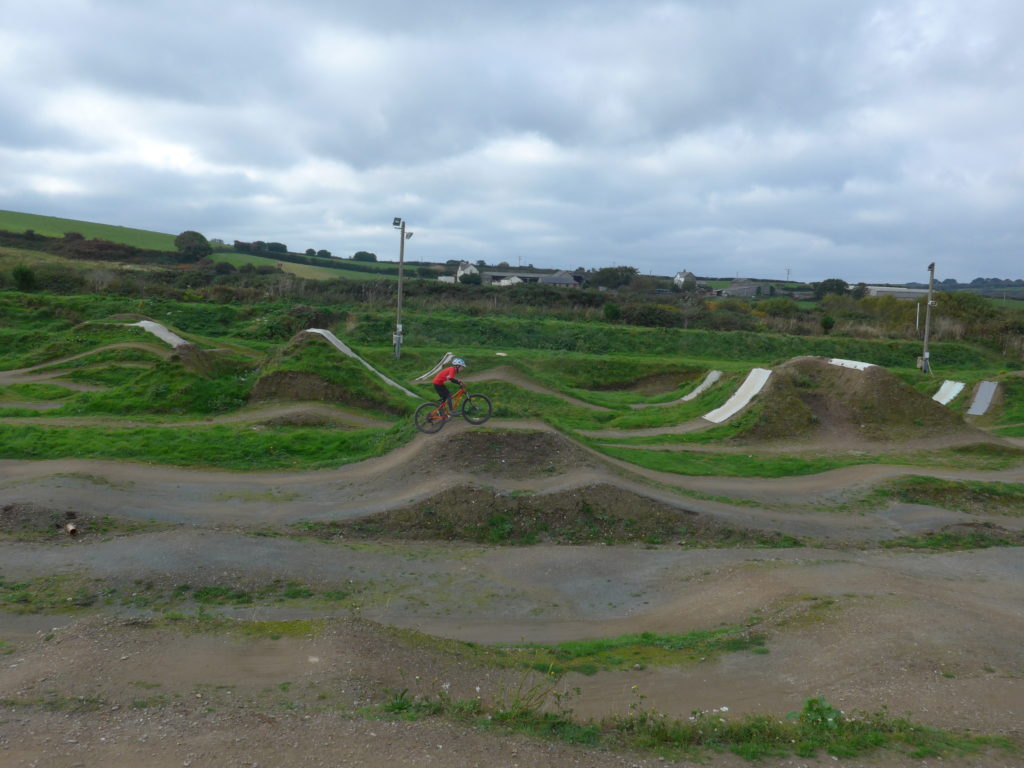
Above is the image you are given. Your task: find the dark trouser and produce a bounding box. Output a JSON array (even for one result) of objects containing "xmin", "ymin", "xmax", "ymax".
[{"xmin": 434, "ymin": 383, "xmax": 453, "ymax": 410}]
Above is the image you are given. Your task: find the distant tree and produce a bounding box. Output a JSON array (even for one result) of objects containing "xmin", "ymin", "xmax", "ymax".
[
  {"xmin": 813, "ymin": 278, "xmax": 849, "ymax": 300},
  {"xmin": 589, "ymin": 266, "xmax": 639, "ymax": 289},
  {"xmin": 941, "ymin": 278, "xmax": 958, "ymax": 286},
  {"xmin": 936, "ymin": 291, "xmax": 997, "ymax": 323},
  {"xmin": 820, "ymin": 315, "xmax": 836, "ymax": 334},
  {"xmin": 233, "ymin": 240, "xmax": 252, "ymax": 254},
  {"xmin": 63, "ymin": 232, "xmax": 84, "ymax": 241},
  {"xmin": 352, "ymin": 251, "xmax": 377, "ymax": 262},
  {"xmin": 603, "ymin": 302, "xmax": 621, "ymax": 322},
  {"xmin": 214, "ymin": 261, "xmax": 237, "ymax": 275},
  {"xmin": 174, "ymin": 231, "xmax": 212, "ymax": 262},
  {"xmin": 760, "ymin": 297, "xmax": 798, "ymax": 317},
  {"xmin": 305, "ymin": 248, "xmax": 316, "ymax": 257},
  {"xmin": 476, "ymin": 259, "xmax": 486, "ymax": 268},
  {"xmin": 459, "ymin": 272, "xmax": 482, "ymax": 285},
  {"xmin": 316, "ymin": 249, "xmax": 331, "ymax": 259},
  {"xmin": 850, "ymin": 282, "xmax": 868, "ymax": 300},
  {"xmin": 497, "ymin": 261, "xmax": 510, "ymax": 268},
  {"xmin": 266, "ymin": 242, "xmax": 287, "ymax": 254},
  {"xmin": 23, "ymin": 229, "xmax": 36, "ymax": 240}
]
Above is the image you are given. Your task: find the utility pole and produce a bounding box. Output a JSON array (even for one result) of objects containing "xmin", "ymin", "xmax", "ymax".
[
  {"xmin": 392, "ymin": 218, "xmax": 413, "ymax": 358},
  {"xmin": 921, "ymin": 262, "xmax": 935, "ymax": 373}
]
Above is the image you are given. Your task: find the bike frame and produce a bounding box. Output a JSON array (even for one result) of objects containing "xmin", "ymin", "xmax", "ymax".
[{"xmin": 435, "ymin": 386, "xmax": 468, "ymax": 417}]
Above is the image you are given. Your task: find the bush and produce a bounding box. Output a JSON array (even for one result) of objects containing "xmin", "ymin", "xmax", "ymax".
[
  {"xmin": 12, "ymin": 264, "xmax": 37, "ymax": 291},
  {"xmin": 620, "ymin": 303, "xmax": 683, "ymax": 328},
  {"xmin": 760, "ymin": 297, "xmax": 798, "ymax": 317}
]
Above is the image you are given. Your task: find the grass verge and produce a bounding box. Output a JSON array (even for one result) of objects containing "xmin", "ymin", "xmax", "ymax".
[
  {"xmin": 0, "ymin": 421, "xmax": 411, "ymax": 469},
  {"xmin": 369, "ymin": 689, "xmax": 1013, "ymax": 762}
]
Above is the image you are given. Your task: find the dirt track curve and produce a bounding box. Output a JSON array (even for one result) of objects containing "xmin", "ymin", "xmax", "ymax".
[{"xmin": 2, "ymin": 357, "xmax": 1023, "ymax": 767}]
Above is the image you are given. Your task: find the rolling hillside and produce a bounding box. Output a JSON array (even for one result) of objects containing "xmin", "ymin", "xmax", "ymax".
[{"xmin": 0, "ymin": 209, "xmax": 177, "ymax": 250}]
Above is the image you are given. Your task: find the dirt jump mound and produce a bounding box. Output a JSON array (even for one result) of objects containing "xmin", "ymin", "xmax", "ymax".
[
  {"xmin": 402, "ymin": 429, "xmax": 600, "ymax": 479},
  {"xmin": 248, "ymin": 332, "xmax": 411, "ymax": 416},
  {"xmin": 302, "ymin": 483, "xmax": 795, "ymax": 547},
  {"xmin": 739, "ymin": 356, "xmax": 971, "ymax": 444}
]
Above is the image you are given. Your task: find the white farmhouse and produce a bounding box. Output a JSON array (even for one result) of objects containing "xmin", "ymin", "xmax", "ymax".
[
  {"xmin": 673, "ymin": 270, "xmax": 697, "ymax": 288},
  {"xmin": 456, "ymin": 262, "xmax": 479, "ymax": 281}
]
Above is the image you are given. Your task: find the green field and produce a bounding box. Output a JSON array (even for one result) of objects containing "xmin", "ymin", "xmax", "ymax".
[
  {"xmin": 0, "ymin": 209, "xmax": 177, "ymax": 250},
  {"xmin": 212, "ymin": 251, "xmax": 395, "ymax": 281}
]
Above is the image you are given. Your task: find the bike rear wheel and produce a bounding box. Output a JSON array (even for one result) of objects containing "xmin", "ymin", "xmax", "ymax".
[
  {"xmin": 414, "ymin": 401, "xmax": 447, "ymax": 434},
  {"xmin": 461, "ymin": 393, "xmax": 492, "ymax": 425}
]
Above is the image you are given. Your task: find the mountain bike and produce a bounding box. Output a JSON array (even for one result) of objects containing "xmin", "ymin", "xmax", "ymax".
[{"xmin": 414, "ymin": 385, "xmax": 492, "ymax": 434}]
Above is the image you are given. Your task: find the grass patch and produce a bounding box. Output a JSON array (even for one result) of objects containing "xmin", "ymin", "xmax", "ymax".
[
  {"xmin": 865, "ymin": 475, "xmax": 1024, "ymax": 517},
  {"xmin": 0, "ymin": 383, "xmax": 79, "ymax": 402},
  {"xmin": 590, "ymin": 441, "xmax": 1024, "ymax": 478},
  {"xmin": 0, "ymin": 421, "xmax": 411, "ymax": 470},
  {"xmin": 502, "ymin": 627, "xmax": 768, "ymax": 675},
  {"xmin": 0, "ymin": 574, "xmax": 356, "ymax": 615},
  {"xmin": 365, "ymin": 689, "xmax": 1012, "ymax": 762},
  {"xmin": 0, "ymin": 574, "xmax": 105, "ymax": 613},
  {"xmin": 882, "ymin": 526, "xmax": 1024, "ymax": 550},
  {"xmin": 996, "ymin": 377, "xmax": 1024, "ymax": 426}
]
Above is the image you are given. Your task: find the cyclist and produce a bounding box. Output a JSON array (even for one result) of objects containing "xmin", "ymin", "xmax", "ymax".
[{"xmin": 432, "ymin": 357, "xmax": 466, "ymax": 417}]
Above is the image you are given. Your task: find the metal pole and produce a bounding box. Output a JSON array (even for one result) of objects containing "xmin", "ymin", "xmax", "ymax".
[
  {"xmin": 921, "ymin": 262, "xmax": 935, "ymax": 374},
  {"xmin": 395, "ymin": 220, "xmax": 405, "ymax": 359}
]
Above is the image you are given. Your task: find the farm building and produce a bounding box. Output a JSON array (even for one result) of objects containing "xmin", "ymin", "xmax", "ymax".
[{"xmin": 865, "ymin": 286, "xmax": 931, "ymax": 299}]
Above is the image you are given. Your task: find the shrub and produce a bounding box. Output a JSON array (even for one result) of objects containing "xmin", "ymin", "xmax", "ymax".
[{"xmin": 12, "ymin": 264, "xmax": 37, "ymax": 291}]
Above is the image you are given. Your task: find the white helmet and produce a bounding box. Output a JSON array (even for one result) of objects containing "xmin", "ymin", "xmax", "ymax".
[{"xmin": 452, "ymin": 357, "xmax": 466, "ymax": 368}]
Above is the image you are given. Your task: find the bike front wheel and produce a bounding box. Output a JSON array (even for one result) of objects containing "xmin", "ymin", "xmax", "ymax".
[
  {"xmin": 414, "ymin": 401, "xmax": 447, "ymax": 434},
  {"xmin": 461, "ymin": 393, "xmax": 492, "ymax": 425}
]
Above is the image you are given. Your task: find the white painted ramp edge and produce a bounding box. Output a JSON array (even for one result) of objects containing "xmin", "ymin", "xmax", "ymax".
[
  {"xmin": 130, "ymin": 321, "xmax": 188, "ymax": 348},
  {"xmin": 703, "ymin": 368, "xmax": 772, "ymax": 424},
  {"xmin": 306, "ymin": 328, "xmax": 420, "ymax": 399},
  {"xmin": 932, "ymin": 380, "xmax": 965, "ymax": 405},
  {"xmin": 681, "ymin": 370, "xmax": 723, "ymax": 401},
  {"xmin": 967, "ymin": 381, "xmax": 998, "ymax": 416},
  {"xmin": 414, "ymin": 352, "xmax": 454, "ymax": 382},
  {"xmin": 829, "ymin": 358, "xmax": 874, "ymax": 370}
]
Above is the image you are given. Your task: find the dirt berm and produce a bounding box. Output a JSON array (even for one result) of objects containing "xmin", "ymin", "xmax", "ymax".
[{"xmin": 739, "ymin": 356, "xmax": 973, "ymax": 444}]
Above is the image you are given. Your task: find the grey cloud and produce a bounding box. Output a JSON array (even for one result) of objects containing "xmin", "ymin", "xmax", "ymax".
[{"xmin": 0, "ymin": 0, "xmax": 1022, "ymax": 282}]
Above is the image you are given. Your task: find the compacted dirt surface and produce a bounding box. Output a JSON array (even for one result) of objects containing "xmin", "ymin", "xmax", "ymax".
[{"xmin": 2, "ymin": 372, "xmax": 1024, "ymax": 766}]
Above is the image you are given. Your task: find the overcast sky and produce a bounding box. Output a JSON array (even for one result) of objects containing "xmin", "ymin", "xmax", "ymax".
[{"xmin": 1, "ymin": 0, "xmax": 1021, "ymax": 283}]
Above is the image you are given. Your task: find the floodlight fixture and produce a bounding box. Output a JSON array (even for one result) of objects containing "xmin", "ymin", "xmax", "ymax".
[{"xmin": 392, "ymin": 217, "xmax": 412, "ymax": 358}]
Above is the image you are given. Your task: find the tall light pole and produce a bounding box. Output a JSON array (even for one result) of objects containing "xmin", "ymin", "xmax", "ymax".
[
  {"xmin": 392, "ymin": 217, "xmax": 413, "ymax": 358},
  {"xmin": 921, "ymin": 262, "xmax": 936, "ymax": 374}
]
